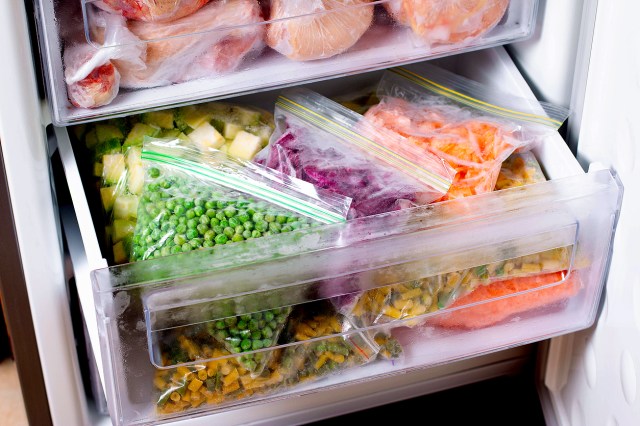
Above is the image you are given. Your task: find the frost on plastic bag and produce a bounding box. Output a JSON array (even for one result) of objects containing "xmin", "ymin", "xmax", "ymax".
[
  {"xmin": 91, "ymin": 0, "xmax": 265, "ymax": 89},
  {"xmin": 130, "ymin": 138, "xmax": 350, "ymax": 262},
  {"xmin": 266, "ymin": 0, "xmax": 374, "ymax": 61},
  {"xmin": 384, "ymin": 0, "xmax": 510, "ymax": 46},
  {"xmin": 254, "ymin": 87, "xmax": 453, "ymax": 219},
  {"xmin": 365, "ymin": 65, "xmax": 569, "ymax": 201},
  {"xmin": 97, "ymin": 0, "xmax": 211, "ymax": 22},
  {"xmin": 63, "ymin": 11, "xmax": 145, "ymax": 109}
]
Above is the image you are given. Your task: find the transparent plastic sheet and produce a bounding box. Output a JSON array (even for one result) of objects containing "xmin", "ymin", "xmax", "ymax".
[
  {"xmin": 88, "ymin": 0, "xmax": 265, "ymax": 89},
  {"xmin": 384, "ymin": 0, "xmax": 510, "ymax": 46},
  {"xmin": 364, "ymin": 63, "xmax": 570, "ymax": 200},
  {"xmin": 254, "ymin": 87, "xmax": 454, "ymax": 219},
  {"xmin": 74, "ymin": 102, "xmax": 276, "ymax": 264},
  {"xmin": 94, "ymin": 0, "xmax": 211, "ymax": 22},
  {"xmin": 266, "ymin": 0, "xmax": 375, "ymax": 61},
  {"xmin": 63, "ymin": 10, "xmax": 145, "ymax": 108},
  {"xmin": 130, "ymin": 138, "xmax": 351, "ymax": 261}
]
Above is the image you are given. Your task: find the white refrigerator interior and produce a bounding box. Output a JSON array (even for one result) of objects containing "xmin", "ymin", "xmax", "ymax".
[{"xmin": 0, "ymin": 0, "xmax": 637, "ymax": 425}]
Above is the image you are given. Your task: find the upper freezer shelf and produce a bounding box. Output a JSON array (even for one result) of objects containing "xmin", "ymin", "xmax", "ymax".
[{"xmin": 36, "ymin": 0, "xmax": 538, "ymax": 125}]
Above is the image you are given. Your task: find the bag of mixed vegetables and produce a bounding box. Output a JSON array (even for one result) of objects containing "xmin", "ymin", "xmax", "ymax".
[
  {"xmin": 134, "ymin": 138, "xmax": 351, "ymax": 375},
  {"xmin": 364, "ymin": 63, "xmax": 570, "ymax": 201},
  {"xmin": 254, "ymin": 87, "xmax": 454, "ymax": 219}
]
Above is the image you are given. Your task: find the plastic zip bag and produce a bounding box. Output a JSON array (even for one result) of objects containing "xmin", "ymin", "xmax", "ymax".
[
  {"xmin": 365, "ymin": 63, "xmax": 570, "ymax": 201},
  {"xmin": 266, "ymin": 0, "xmax": 374, "ymax": 61},
  {"xmin": 131, "ymin": 138, "xmax": 351, "ymax": 262},
  {"xmin": 87, "ymin": 0, "xmax": 264, "ymax": 91},
  {"xmin": 96, "ymin": 0, "xmax": 211, "ymax": 22},
  {"xmin": 254, "ymin": 87, "xmax": 454, "ymax": 219},
  {"xmin": 63, "ymin": 11, "xmax": 145, "ymax": 108},
  {"xmin": 384, "ymin": 0, "xmax": 510, "ymax": 46},
  {"xmin": 495, "ymin": 151, "xmax": 546, "ymax": 191}
]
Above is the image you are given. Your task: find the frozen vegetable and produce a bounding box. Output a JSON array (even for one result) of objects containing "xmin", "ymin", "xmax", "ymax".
[
  {"xmin": 99, "ymin": 0, "xmax": 210, "ymax": 22},
  {"xmin": 266, "ymin": 0, "xmax": 374, "ymax": 61},
  {"xmin": 255, "ymin": 87, "xmax": 454, "ymax": 218},
  {"xmin": 72, "ymin": 102, "xmax": 277, "ymax": 264},
  {"xmin": 92, "ymin": 0, "xmax": 265, "ymax": 89},
  {"xmin": 365, "ymin": 64, "xmax": 570, "ymax": 201},
  {"xmin": 495, "ymin": 151, "xmax": 546, "ymax": 190},
  {"xmin": 130, "ymin": 140, "xmax": 350, "ymax": 261},
  {"xmin": 347, "ymin": 247, "xmax": 573, "ymax": 328},
  {"xmin": 384, "ymin": 0, "xmax": 510, "ymax": 45},
  {"xmin": 427, "ymin": 271, "xmax": 580, "ymax": 329}
]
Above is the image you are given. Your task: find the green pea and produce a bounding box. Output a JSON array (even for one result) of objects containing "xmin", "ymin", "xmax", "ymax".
[
  {"xmin": 186, "ymin": 209, "xmax": 195, "ymax": 219},
  {"xmin": 228, "ymin": 217, "xmax": 240, "ymax": 228},
  {"xmin": 264, "ymin": 311, "xmax": 274, "ymax": 322},
  {"xmin": 204, "ymin": 230, "xmax": 216, "ymax": 242},
  {"xmin": 176, "ymin": 224, "xmax": 187, "ymax": 234},
  {"xmin": 170, "ymin": 245, "xmax": 182, "ymax": 254},
  {"xmin": 215, "ymin": 321, "xmax": 226, "ymax": 330},
  {"xmin": 205, "ymin": 201, "xmax": 216, "ymax": 210},
  {"xmin": 223, "ymin": 227, "xmax": 235, "ymax": 238},
  {"xmin": 206, "ymin": 209, "xmax": 217, "ymax": 218},
  {"xmin": 166, "ymin": 200, "xmax": 176, "ymax": 211},
  {"xmin": 276, "ymin": 215, "xmax": 288, "ymax": 224},
  {"xmin": 194, "ymin": 206, "xmax": 204, "ymax": 217},
  {"xmin": 255, "ymin": 221, "xmax": 268, "ymax": 232},
  {"xmin": 232, "ymin": 234, "xmax": 244, "ymax": 243},
  {"xmin": 216, "ymin": 211, "xmax": 226, "ymax": 221},
  {"xmin": 214, "ymin": 234, "xmax": 228, "ymax": 244},
  {"xmin": 181, "ymin": 243, "xmax": 192, "ymax": 252},
  {"xmin": 203, "ymin": 240, "xmax": 214, "ymax": 248},
  {"xmin": 228, "ymin": 327, "xmax": 239, "ymax": 336},
  {"xmin": 174, "ymin": 205, "xmax": 185, "ymax": 216},
  {"xmin": 209, "ymin": 217, "xmax": 220, "ymax": 227},
  {"xmin": 243, "ymin": 221, "xmax": 254, "ymax": 231},
  {"xmin": 148, "ymin": 167, "xmax": 160, "ymax": 178},
  {"xmin": 276, "ymin": 314, "xmax": 287, "ymax": 324},
  {"xmin": 238, "ymin": 213, "xmax": 250, "ymax": 224},
  {"xmin": 189, "ymin": 239, "xmax": 202, "ymax": 249},
  {"xmin": 199, "ymin": 215, "xmax": 210, "ymax": 225},
  {"xmin": 251, "ymin": 331, "xmax": 262, "ymax": 340},
  {"xmin": 264, "ymin": 214, "xmax": 275, "ymax": 223},
  {"xmin": 240, "ymin": 314, "xmax": 252, "ymax": 322},
  {"xmin": 212, "ymin": 225, "xmax": 224, "ymax": 235},
  {"xmin": 242, "ymin": 230, "xmax": 252, "ymax": 239},
  {"xmin": 262, "ymin": 338, "xmax": 272, "ymax": 347},
  {"xmin": 178, "ymin": 216, "xmax": 187, "ymax": 224},
  {"xmin": 185, "ymin": 229, "xmax": 197, "ymax": 240},
  {"xmin": 251, "ymin": 340, "xmax": 263, "ymax": 350},
  {"xmin": 252, "ymin": 212, "xmax": 264, "ymax": 222},
  {"xmin": 248, "ymin": 319, "xmax": 259, "ymax": 331},
  {"xmin": 251, "ymin": 230, "xmax": 261, "ymax": 238},
  {"xmin": 225, "ymin": 317, "xmax": 238, "ymax": 326},
  {"xmin": 216, "ymin": 201, "xmax": 227, "ymax": 209},
  {"xmin": 160, "ymin": 247, "xmax": 171, "ymax": 257},
  {"xmin": 262, "ymin": 326, "xmax": 273, "ymax": 338},
  {"xmin": 187, "ymin": 219, "xmax": 198, "ymax": 229},
  {"xmin": 269, "ymin": 320, "xmax": 277, "ymax": 330},
  {"xmin": 269, "ymin": 222, "xmax": 282, "ymax": 232},
  {"xmin": 240, "ymin": 339, "xmax": 252, "ymax": 351},
  {"xmin": 184, "ymin": 200, "xmax": 195, "ymax": 210},
  {"xmin": 226, "ymin": 337, "xmax": 241, "ymax": 347},
  {"xmin": 219, "ymin": 220, "xmax": 229, "ymax": 228}
]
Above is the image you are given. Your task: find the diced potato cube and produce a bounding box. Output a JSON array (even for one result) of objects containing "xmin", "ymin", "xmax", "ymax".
[
  {"xmin": 188, "ymin": 122, "xmax": 225, "ymax": 151},
  {"xmin": 228, "ymin": 131, "xmax": 262, "ymax": 160}
]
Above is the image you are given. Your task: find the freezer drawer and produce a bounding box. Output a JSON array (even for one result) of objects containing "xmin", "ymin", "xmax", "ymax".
[
  {"xmin": 54, "ymin": 47, "xmax": 622, "ymax": 425},
  {"xmin": 36, "ymin": 0, "xmax": 537, "ymax": 125}
]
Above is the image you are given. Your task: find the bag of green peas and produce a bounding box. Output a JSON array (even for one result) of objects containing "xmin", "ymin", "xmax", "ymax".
[{"xmin": 130, "ymin": 138, "xmax": 352, "ymax": 262}]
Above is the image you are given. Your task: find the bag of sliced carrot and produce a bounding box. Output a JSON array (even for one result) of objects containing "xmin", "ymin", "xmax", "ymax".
[{"xmin": 365, "ymin": 63, "xmax": 570, "ymax": 201}]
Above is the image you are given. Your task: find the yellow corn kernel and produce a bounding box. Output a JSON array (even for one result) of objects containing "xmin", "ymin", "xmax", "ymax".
[
  {"xmin": 220, "ymin": 363, "xmax": 233, "ymax": 376},
  {"xmin": 170, "ymin": 392, "xmax": 181, "ymax": 402},
  {"xmin": 382, "ymin": 306, "xmax": 403, "ymax": 319},
  {"xmin": 314, "ymin": 354, "xmax": 330, "ymax": 370},
  {"xmin": 328, "ymin": 353, "xmax": 345, "ymax": 363},
  {"xmin": 400, "ymin": 288, "xmax": 422, "ymax": 300},
  {"xmin": 206, "ymin": 368, "xmax": 217, "ymax": 378},
  {"xmin": 190, "ymin": 390, "xmax": 202, "ymax": 402},
  {"xmin": 181, "ymin": 391, "xmax": 191, "ymax": 402},
  {"xmin": 222, "ymin": 381, "xmax": 240, "ymax": 395},
  {"xmin": 223, "ymin": 368, "xmax": 240, "ymax": 387},
  {"xmin": 522, "ymin": 263, "xmax": 542, "ymax": 273},
  {"xmin": 197, "ymin": 370, "xmax": 208, "ymax": 381},
  {"xmin": 207, "ymin": 393, "xmax": 225, "ymax": 404},
  {"xmin": 409, "ymin": 304, "xmax": 427, "ymax": 316}
]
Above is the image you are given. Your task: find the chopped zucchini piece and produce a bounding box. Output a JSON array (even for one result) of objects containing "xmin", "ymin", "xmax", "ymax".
[
  {"xmin": 94, "ymin": 139, "xmax": 121, "ymax": 161},
  {"xmin": 93, "ymin": 162, "xmax": 103, "ymax": 177},
  {"xmin": 141, "ymin": 110, "xmax": 174, "ymax": 129},
  {"xmin": 113, "ymin": 195, "xmax": 139, "ymax": 220},
  {"xmin": 124, "ymin": 123, "xmax": 161, "ymax": 147},
  {"xmin": 179, "ymin": 106, "xmax": 213, "ymax": 130},
  {"xmin": 127, "ymin": 165, "xmax": 145, "ymax": 195},
  {"xmin": 159, "ymin": 129, "xmax": 190, "ymax": 143},
  {"xmin": 228, "ymin": 131, "xmax": 262, "ymax": 160},
  {"xmin": 84, "ymin": 128, "xmax": 98, "ymax": 150},
  {"xmin": 112, "ymin": 240, "xmax": 128, "ymax": 264},
  {"xmin": 245, "ymin": 125, "xmax": 273, "ymax": 146},
  {"xmin": 125, "ymin": 147, "xmax": 142, "ymax": 170},
  {"xmin": 188, "ymin": 122, "xmax": 226, "ymax": 151},
  {"xmin": 223, "ymin": 122, "xmax": 243, "ymax": 140},
  {"xmin": 230, "ymin": 106, "xmax": 261, "ymax": 126},
  {"xmin": 102, "ymin": 153, "xmax": 126, "ymax": 185},
  {"xmin": 72, "ymin": 124, "xmax": 87, "ymax": 142},
  {"xmin": 100, "ymin": 186, "xmax": 118, "ymax": 212},
  {"xmin": 95, "ymin": 124, "xmax": 124, "ymax": 145},
  {"xmin": 112, "ymin": 219, "xmax": 135, "ymax": 243}
]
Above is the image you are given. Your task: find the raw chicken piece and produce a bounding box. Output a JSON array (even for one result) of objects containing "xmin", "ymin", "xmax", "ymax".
[
  {"xmin": 99, "ymin": 0, "xmax": 210, "ymax": 22},
  {"xmin": 266, "ymin": 0, "xmax": 373, "ymax": 61},
  {"xmin": 108, "ymin": 0, "xmax": 265, "ymax": 88},
  {"xmin": 64, "ymin": 45, "xmax": 120, "ymax": 109},
  {"xmin": 385, "ymin": 0, "xmax": 510, "ymax": 45}
]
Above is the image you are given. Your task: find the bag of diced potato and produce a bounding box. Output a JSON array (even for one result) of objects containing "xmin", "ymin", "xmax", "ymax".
[
  {"xmin": 365, "ymin": 63, "xmax": 570, "ymax": 201},
  {"xmin": 254, "ymin": 87, "xmax": 454, "ymax": 219},
  {"xmin": 80, "ymin": 102, "xmax": 276, "ymax": 265}
]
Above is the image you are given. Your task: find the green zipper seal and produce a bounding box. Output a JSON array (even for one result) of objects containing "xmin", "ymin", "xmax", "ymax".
[
  {"xmin": 390, "ymin": 67, "xmax": 564, "ymax": 128},
  {"xmin": 277, "ymin": 96, "xmax": 452, "ymax": 194},
  {"xmin": 142, "ymin": 150, "xmax": 345, "ymax": 224}
]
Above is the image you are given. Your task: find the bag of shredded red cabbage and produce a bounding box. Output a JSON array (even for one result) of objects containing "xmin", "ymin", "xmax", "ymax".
[
  {"xmin": 365, "ymin": 63, "xmax": 570, "ymax": 201},
  {"xmin": 253, "ymin": 87, "xmax": 454, "ymax": 219}
]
